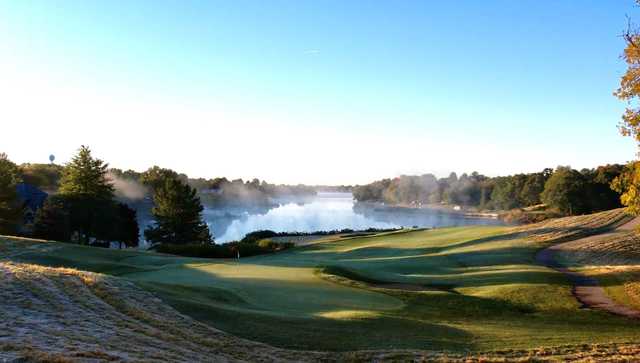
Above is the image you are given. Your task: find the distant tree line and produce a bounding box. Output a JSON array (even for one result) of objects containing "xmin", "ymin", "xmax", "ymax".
[
  {"xmin": 353, "ymin": 164, "xmax": 625, "ymax": 216},
  {"xmin": 107, "ymin": 168, "xmax": 317, "ymax": 206}
]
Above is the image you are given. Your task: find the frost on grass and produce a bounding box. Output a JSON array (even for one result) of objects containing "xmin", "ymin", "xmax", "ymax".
[{"xmin": 0, "ymin": 261, "xmax": 326, "ymax": 362}]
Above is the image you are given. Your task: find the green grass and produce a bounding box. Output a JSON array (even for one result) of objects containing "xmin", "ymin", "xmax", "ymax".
[{"xmin": 3, "ymin": 215, "xmax": 640, "ymax": 352}]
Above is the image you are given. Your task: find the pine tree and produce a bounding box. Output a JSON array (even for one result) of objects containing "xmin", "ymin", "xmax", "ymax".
[
  {"xmin": 0, "ymin": 153, "xmax": 22, "ymax": 234},
  {"xmin": 50, "ymin": 146, "xmax": 118, "ymax": 244},
  {"xmin": 59, "ymin": 145, "xmax": 114, "ymax": 200},
  {"xmin": 145, "ymin": 177, "xmax": 212, "ymax": 245}
]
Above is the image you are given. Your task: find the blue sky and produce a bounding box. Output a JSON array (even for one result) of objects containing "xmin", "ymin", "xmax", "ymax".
[{"xmin": 0, "ymin": 1, "xmax": 637, "ymax": 184}]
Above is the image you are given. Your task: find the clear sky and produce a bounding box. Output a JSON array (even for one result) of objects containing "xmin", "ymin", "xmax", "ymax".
[{"xmin": 0, "ymin": 1, "xmax": 637, "ymax": 185}]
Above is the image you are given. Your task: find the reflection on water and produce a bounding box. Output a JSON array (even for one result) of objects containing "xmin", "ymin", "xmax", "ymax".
[{"xmin": 205, "ymin": 192, "xmax": 504, "ymax": 243}]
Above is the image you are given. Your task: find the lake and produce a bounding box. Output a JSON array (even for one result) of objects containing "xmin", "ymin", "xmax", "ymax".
[{"xmin": 204, "ymin": 192, "xmax": 505, "ymax": 243}]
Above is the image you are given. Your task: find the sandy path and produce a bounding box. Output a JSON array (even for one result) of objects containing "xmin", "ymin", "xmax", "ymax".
[{"xmin": 536, "ymin": 217, "xmax": 640, "ymax": 319}]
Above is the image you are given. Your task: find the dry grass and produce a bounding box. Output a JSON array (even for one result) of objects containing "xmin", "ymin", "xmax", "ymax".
[
  {"xmin": 0, "ymin": 261, "xmax": 332, "ymax": 362},
  {"xmin": 516, "ymin": 208, "xmax": 631, "ymax": 244}
]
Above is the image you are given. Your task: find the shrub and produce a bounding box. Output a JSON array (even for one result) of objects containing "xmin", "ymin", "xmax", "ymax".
[
  {"xmin": 153, "ymin": 240, "xmax": 294, "ymax": 259},
  {"xmin": 241, "ymin": 230, "xmax": 279, "ymax": 244}
]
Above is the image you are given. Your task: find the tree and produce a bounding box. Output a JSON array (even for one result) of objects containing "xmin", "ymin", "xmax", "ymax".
[
  {"xmin": 586, "ymin": 164, "xmax": 624, "ymax": 212},
  {"xmin": 541, "ymin": 167, "xmax": 587, "ymax": 215},
  {"xmin": 19, "ymin": 163, "xmax": 64, "ymax": 192},
  {"xmin": 613, "ymin": 162, "xmax": 640, "ymax": 215},
  {"xmin": 33, "ymin": 195, "xmax": 71, "ymax": 241},
  {"xmin": 0, "ymin": 153, "xmax": 22, "ymax": 234},
  {"xmin": 141, "ymin": 166, "xmax": 180, "ymax": 192},
  {"xmin": 519, "ymin": 172, "xmax": 549, "ymax": 206},
  {"xmin": 144, "ymin": 177, "xmax": 212, "ymax": 245},
  {"xmin": 34, "ymin": 146, "xmax": 139, "ymax": 246},
  {"xmin": 55, "ymin": 146, "xmax": 115, "ymax": 244},
  {"xmin": 114, "ymin": 203, "xmax": 139, "ymax": 249},
  {"xmin": 614, "ymin": 15, "xmax": 640, "ymax": 214},
  {"xmin": 59, "ymin": 145, "xmax": 114, "ymax": 200},
  {"xmin": 490, "ymin": 176, "xmax": 521, "ymax": 210}
]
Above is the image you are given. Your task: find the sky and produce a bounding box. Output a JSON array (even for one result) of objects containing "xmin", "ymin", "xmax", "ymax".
[{"xmin": 0, "ymin": 1, "xmax": 638, "ymax": 185}]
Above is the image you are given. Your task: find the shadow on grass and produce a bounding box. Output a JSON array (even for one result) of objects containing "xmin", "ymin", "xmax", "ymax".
[{"xmin": 146, "ymin": 281, "xmax": 475, "ymax": 352}]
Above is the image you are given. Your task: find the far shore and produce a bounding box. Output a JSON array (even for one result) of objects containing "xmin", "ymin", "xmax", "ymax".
[{"xmin": 354, "ymin": 200, "xmax": 502, "ymax": 219}]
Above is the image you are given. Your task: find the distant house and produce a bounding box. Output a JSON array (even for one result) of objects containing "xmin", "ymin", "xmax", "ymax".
[{"xmin": 16, "ymin": 183, "xmax": 48, "ymax": 228}]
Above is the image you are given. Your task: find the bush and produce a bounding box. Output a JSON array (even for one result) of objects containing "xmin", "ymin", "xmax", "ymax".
[
  {"xmin": 241, "ymin": 230, "xmax": 279, "ymax": 244},
  {"xmin": 153, "ymin": 240, "xmax": 295, "ymax": 259},
  {"xmin": 501, "ymin": 209, "xmax": 561, "ymax": 224}
]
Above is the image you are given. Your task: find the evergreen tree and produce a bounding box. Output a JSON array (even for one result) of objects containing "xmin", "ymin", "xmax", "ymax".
[
  {"xmin": 33, "ymin": 195, "xmax": 71, "ymax": 241},
  {"xmin": 34, "ymin": 146, "xmax": 140, "ymax": 246},
  {"xmin": 0, "ymin": 153, "xmax": 22, "ymax": 234},
  {"xmin": 145, "ymin": 177, "xmax": 212, "ymax": 245},
  {"xmin": 59, "ymin": 145, "xmax": 114, "ymax": 200},
  {"xmin": 115, "ymin": 202, "xmax": 139, "ymax": 249}
]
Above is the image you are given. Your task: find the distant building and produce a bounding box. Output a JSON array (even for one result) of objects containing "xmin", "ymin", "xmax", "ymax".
[{"xmin": 16, "ymin": 183, "xmax": 48, "ymax": 229}]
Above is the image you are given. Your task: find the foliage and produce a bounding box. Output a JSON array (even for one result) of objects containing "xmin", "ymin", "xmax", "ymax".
[
  {"xmin": 612, "ymin": 161, "xmax": 640, "ymax": 215},
  {"xmin": 144, "ymin": 177, "xmax": 212, "ymax": 245},
  {"xmin": 114, "ymin": 203, "xmax": 139, "ymax": 248},
  {"xmin": 19, "ymin": 163, "xmax": 63, "ymax": 192},
  {"xmin": 0, "ymin": 153, "xmax": 22, "ymax": 234},
  {"xmin": 140, "ymin": 166, "xmax": 183, "ymax": 192},
  {"xmin": 33, "ymin": 195, "xmax": 71, "ymax": 241},
  {"xmin": 614, "ymin": 18, "xmax": 640, "ymax": 215},
  {"xmin": 154, "ymin": 240, "xmax": 293, "ymax": 258},
  {"xmin": 33, "ymin": 146, "xmax": 138, "ymax": 246},
  {"xmin": 33, "ymin": 195, "xmax": 139, "ymax": 247},
  {"xmin": 541, "ymin": 167, "xmax": 588, "ymax": 215},
  {"xmin": 241, "ymin": 230, "xmax": 279, "ymax": 244},
  {"xmin": 354, "ymin": 165, "xmax": 621, "ymax": 216},
  {"xmin": 58, "ymin": 146, "xmax": 114, "ymax": 200},
  {"xmin": 201, "ymin": 177, "xmax": 316, "ymax": 206}
]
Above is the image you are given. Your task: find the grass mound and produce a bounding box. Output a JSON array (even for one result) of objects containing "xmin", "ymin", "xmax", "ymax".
[{"xmin": 0, "ymin": 261, "xmax": 329, "ymax": 362}]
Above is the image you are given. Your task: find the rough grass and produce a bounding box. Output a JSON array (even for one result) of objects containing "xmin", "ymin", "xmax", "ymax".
[
  {"xmin": 3, "ymin": 208, "xmax": 640, "ymax": 361},
  {"xmin": 553, "ymin": 220, "xmax": 640, "ymax": 312}
]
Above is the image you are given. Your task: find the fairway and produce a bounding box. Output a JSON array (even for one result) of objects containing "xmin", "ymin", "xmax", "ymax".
[{"xmin": 4, "ymin": 209, "xmax": 640, "ymax": 353}]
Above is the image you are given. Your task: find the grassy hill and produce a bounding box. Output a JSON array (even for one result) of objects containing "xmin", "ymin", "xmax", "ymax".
[{"xmin": 2, "ymin": 208, "xmax": 640, "ymax": 361}]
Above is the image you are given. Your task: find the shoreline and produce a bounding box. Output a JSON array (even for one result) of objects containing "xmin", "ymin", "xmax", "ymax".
[{"xmin": 354, "ymin": 201, "xmax": 501, "ymax": 219}]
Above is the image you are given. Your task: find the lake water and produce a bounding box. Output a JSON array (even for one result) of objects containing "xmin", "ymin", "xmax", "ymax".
[{"xmin": 204, "ymin": 192, "xmax": 505, "ymax": 243}]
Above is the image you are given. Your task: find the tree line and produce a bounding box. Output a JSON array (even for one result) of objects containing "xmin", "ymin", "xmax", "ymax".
[
  {"xmin": 353, "ymin": 164, "xmax": 625, "ymax": 216},
  {"xmin": 0, "ymin": 146, "xmax": 213, "ymax": 248}
]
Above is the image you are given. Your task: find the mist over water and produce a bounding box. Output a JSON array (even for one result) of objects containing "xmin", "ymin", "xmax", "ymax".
[{"xmin": 205, "ymin": 192, "xmax": 504, "ymax": 243}]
